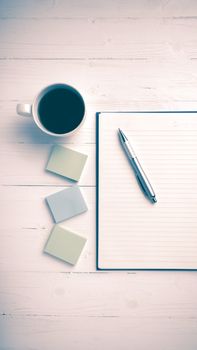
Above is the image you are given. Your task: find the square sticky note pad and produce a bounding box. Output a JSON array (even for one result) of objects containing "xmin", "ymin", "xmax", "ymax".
[
  {"xmin": 46, "ymin": 145, "xmax": 88, "ymax": 181},
  {"xmin": 46, "ymin": 186, "xmax": 88, "ymax": 223},
  {"xmin": 44, "ymin": 225, "xmax": 87, "ymax": 265}
]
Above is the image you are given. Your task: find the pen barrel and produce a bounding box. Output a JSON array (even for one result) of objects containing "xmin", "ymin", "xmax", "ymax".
[
  {"xmin": 124, "ymin": 141, "xmax": 136, "ymax": 158},
  {"xmin": 120, "ymin": 134, "xmax": 156, "ymax": 202},
  {"xmin": 131, "ymin": 157, "xmax": 155, "ymax": 197}
]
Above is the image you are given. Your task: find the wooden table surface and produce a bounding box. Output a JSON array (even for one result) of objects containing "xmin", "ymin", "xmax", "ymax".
[{"xmin": 1, "ymin": 1, "xmax": 197, "ymax": 349}]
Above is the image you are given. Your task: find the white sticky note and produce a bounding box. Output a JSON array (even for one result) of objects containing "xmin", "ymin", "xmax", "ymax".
[{"xmin": 46, "ymin": 145, "xmax": 88, "ymax": 181}]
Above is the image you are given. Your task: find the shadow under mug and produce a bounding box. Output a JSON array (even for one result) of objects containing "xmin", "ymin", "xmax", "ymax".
[{"xmin": 16, "ymin": 83, "xmax": 86, "ymax": 137}]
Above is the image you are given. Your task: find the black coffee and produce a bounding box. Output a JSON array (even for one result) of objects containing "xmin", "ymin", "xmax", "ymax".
[{"xmin": 38, "ymin": 85, "xmax": 85, "ymax": 134}]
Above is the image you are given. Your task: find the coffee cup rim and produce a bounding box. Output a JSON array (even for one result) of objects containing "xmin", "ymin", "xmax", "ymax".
[{"xmin": 32, "ymin": 83, "xmax": 86, "ymax": 137}]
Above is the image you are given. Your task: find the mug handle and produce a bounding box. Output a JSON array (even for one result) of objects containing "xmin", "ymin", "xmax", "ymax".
[{"xmin": 16, "ymin": 103, "xmax": 32, "ymax": 117}]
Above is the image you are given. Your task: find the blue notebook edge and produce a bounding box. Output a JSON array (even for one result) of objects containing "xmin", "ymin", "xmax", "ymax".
[{"xmin": 96, "ymin": 110, "xmax": 197, "ymax": 271}]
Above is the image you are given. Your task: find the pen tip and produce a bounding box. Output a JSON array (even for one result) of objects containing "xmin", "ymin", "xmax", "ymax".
[
  {"xmin": 153, "ymin": 197, "xmax": 157, "ymax": 203},
  {"xmin": 118, "ymin": 128, "xmax": 127, "ymax": 142}
]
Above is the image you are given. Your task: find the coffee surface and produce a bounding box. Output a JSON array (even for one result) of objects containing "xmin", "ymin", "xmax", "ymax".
[{"xmin": 38, "ymin": 87, "xmax": 85, "ymax": 134}]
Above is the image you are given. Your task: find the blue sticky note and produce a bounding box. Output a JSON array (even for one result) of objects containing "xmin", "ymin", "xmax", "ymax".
[{"xmin": 46, "ymin": 186, "xmax": 88, "ymax": 223}]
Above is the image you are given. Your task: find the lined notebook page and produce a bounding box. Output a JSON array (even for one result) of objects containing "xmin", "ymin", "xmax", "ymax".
[{"xmin": 98, "ymin": 112, "xmax": 197, "ymax": 269}]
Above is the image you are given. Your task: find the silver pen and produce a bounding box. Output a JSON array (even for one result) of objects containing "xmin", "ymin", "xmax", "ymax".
[{"xmin": 118, "ymin": 128, "xmax": 157, "ymax": 203}]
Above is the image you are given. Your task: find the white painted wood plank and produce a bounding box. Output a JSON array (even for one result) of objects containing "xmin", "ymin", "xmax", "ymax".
[
  {"xmin": 1, "ymin": 271, "xmax": 197, "ymax": 317},
  {"xmin": 1, "ymin": 315, "xmax": 196, "ymax": 350},
  {"xmin": 0, "ymin": 0, "xmax": 197, "ymax": 18},
  {"xmin": 1, "ymin": 61, "xmax": 197, "ymax": 107},
  {"xmin": 0, "ymin": 272, "xmax": 197, "ymax": 349},
  {"xmin": 1, "ymin": 17, "xmax": 197, "ymax": 59}
]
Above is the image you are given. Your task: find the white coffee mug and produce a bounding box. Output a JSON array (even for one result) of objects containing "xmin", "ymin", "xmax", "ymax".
[{"xmin": 16, "ymin": 83, "xmax": 85, "ymax": 137}]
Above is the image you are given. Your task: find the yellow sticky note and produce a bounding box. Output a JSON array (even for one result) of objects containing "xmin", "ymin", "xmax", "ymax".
[
  {"xmin": 44, "ymin": 225, "xmax": 87, "ymax": 265},
  {"xmin": 46, "ymin": 145, "xmax": 87, "ymax": 181}
]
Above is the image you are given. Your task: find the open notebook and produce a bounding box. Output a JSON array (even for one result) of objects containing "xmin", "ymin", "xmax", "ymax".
[{"xmin": 96, "ymin": 112, "xmax": 197, "ymax": 270}]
